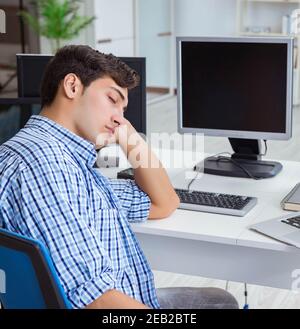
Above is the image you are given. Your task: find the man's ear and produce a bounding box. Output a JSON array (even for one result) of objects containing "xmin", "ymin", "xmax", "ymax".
[{"xmin": 63, "ymin": 73, "xmax": 82, "ymax": 99}]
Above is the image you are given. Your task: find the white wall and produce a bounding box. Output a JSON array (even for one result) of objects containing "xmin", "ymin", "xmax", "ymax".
[
  {"xmin": 174, "ymin": 0, "xmax": 298, "ymax": 37},
  {"xmin": 175, "ymin": 0, "xmax": 237, "ymax": 37},
  {"xmin": 137, "ymin": 0, "xmax": 172, "ymax": 88}
]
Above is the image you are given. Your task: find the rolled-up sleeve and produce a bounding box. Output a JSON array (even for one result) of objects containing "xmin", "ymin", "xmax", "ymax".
[
  {"xmin": 16, "ymin": 159, "xmax": 118, "ymax": 309},
  {"xmin": 108, "ymin": 178, "xmax": 151, "ymax": 223}
]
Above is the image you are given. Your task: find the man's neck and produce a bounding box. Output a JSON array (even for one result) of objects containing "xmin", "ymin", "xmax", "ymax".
[{"xmin": 40, "ymin": 105, "xmax": 79, "ymax": 137}]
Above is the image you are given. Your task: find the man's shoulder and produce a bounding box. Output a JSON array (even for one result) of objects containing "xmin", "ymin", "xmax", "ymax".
[{"xmin": 1, "ymin": 128, "xmax": 72, "ymax": 170}]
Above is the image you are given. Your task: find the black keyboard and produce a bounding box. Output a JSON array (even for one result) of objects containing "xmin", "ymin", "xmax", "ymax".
[
  {"xmin": 281, "ymin": 216, "xmax": 300, "ymax": 229},
  {"xmin": 175, "ymin": 188, "xmax": 257, "ymax": 217}
]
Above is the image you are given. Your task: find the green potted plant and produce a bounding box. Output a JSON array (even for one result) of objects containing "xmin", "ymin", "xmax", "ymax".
[{"xmin": 19, "ymin": 0, "xmax": 95, "ymax": 53}]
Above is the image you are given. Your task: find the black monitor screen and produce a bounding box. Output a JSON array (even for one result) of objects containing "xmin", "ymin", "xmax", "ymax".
[
  {"xmin": 181, "ymin": 41, "xmax": 288, "ymax": 134},
  {"xmin": 17, "ymin": 55, "xmax": 53, "ymax": 98}
]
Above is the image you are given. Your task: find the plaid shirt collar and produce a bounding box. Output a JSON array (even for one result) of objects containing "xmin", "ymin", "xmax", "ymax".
[{"xmin": 25, "ymin": 115, "xmax": 97, "ymax": 167}]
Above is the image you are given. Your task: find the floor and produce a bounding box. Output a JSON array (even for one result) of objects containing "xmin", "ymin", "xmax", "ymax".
[{"xmin": 147, "ymin": 95, "xmax": 300, "ymax": 308}]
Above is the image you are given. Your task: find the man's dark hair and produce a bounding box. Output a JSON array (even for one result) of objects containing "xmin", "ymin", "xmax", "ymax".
[{"xmin": 40, "ymin": 45, "xmax": 140, "ymax": 108}]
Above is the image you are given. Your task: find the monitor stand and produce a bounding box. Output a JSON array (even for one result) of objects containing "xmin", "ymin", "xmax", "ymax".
[{"xmin": 195, "ymin": 138, "xmax": 282, "ymax": 179}]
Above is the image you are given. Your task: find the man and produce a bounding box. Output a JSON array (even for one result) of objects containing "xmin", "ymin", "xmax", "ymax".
[{"xmin": 0, "ymin": 45, "xmax": 238, "ymax": 309}]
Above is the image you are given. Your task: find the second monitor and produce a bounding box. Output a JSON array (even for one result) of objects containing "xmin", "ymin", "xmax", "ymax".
[{"xmin": 177, "ymin": 36, "xmax": 294, "ymax": 179}]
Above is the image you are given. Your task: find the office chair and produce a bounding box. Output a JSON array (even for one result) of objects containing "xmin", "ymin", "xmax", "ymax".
[{"xmin": 0, "ymin": 228, "xmax": 72, "ymax": 309}]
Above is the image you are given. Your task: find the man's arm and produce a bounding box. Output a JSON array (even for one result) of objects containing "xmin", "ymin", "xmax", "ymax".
[
  {"xmin": 86, "ymin": 289, "xmax": 150, "ymax": 309},
  {"xmin": 115, "ymin": 118, "xmax": 180, "ymax": 219},
  {"xmin": 19, "ymin": 157, "xmax": 149, "ymax": 309}
]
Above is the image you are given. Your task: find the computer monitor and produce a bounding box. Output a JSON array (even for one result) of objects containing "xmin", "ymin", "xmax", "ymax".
[
  {"xmin": 177, "ymin": 36, "xmax": 294, "ymax": 179},
  {"xmin": 16, "ymin": 54, "xmax": 147, "ymax": 135}
]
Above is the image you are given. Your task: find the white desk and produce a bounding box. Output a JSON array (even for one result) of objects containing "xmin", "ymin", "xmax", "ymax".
[{"xmin": 98, "ymin": 146, "xmax": 300, "ymax": 290}]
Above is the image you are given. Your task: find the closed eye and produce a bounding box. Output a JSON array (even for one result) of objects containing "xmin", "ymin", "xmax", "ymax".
[{"xmin": 108, "ymin": 96, "xmax": 117, "ymax": 104}]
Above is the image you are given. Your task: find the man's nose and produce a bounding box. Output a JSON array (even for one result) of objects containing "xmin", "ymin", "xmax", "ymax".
[
  {"xmin": 117, "ymin": 106, "xmax": 124, "ymax": 117},
  {"xmin": 112, "ymin": 119, "xmax": 120, "ymax": 128}
]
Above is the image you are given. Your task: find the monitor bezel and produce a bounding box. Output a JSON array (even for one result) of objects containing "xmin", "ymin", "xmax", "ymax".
[{"xmin": 177, "ymin": 36, "xmax": 294, "ymax": 141}]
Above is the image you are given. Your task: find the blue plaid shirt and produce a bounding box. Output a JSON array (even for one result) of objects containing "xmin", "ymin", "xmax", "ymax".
[{"xmin": 0, "ymin": 115, "xmax": 159, "ymax": 309}]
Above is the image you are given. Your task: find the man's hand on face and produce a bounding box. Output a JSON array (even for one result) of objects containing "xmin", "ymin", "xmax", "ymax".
[
  {"xmin": 96, "ymin": 115, "xmax": 138, "ymax": 149},
  {"xmin": 112, "ymin": 115, "xmax": 138, "ymax": 147}
]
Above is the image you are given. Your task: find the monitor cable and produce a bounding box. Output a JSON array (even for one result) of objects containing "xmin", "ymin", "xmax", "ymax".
[
  {"xmin": 225, "ymin": 281, "xmax": 249, "ymax": 309},
  {"xmin": 187, "ymin": 170, "xmax": 202, "ymax": 191},
  {"xmin": 243, "ymin": 283, "xmax": 249, "ymax": 309},
  {"xmin": 208, "ymin": 140, "xmax": 268, "ymax": 180},
  {"xmin": 215, "ymin": 156, "xmax": 262, "ymax": 180}
]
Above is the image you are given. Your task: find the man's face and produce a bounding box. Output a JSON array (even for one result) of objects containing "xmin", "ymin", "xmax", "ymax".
[{"xmin": 74, "ymin": 76, "xmax": 128, "ymax": 144}]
